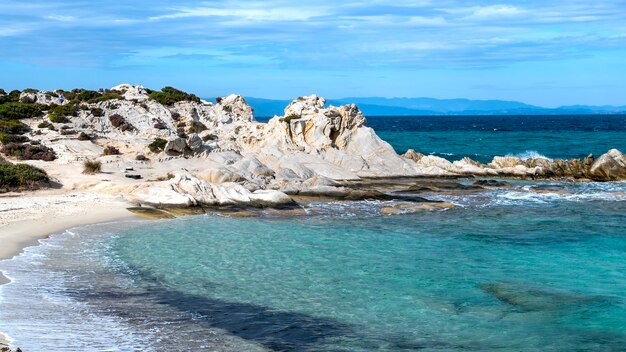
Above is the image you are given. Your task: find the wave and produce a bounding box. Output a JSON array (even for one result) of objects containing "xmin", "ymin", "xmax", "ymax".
[{"xmin": 505, "ymin": 150, "xmax": 552, "ymax": 161}]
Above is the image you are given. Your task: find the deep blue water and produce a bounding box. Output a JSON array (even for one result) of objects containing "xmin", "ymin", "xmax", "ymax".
[
  {"xmin": 257, "ymin": 115, "xmax": 626, "ymax": 163},
  {"xmin": 368, "ymin": 115, "xmax": 626, "ymax": 163}
]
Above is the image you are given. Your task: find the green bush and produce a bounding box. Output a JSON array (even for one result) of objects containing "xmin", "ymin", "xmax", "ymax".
[
  {"xmin": 149, "ymin": 86, "xmax": 201, "ymax": 106},
  {"xmin": 148, "ymin": 138, "xmax": 167, "ymax": 153},
  {"xmin": 0, "ymin": 90, "xmax": 21, "ymax": 104},
  {"xmin": 1, "ymin": 142, "xmax": 56, "ymax": 161},
  {"xmin": 283, "ymin": 114, "xmax": 300, "ymax": 124},
  {"xmin": 74, "ymin": 90, "xmax": 101, "ymax": 102},
  {"xmin": 0, "ymin": 120, "xmax": 29, "ymax": 134},
  {"xmin": 83, "ymin": 160, "xmax": 102, "ymax": 174},
  {"xmin": 188, "ymin": 120, "xmax": 207, "ymax": 133},
  {"xmin": 0, "ymin": 133, "xmax": 29, "ymax": 144},
  {"xmin": 49, "ymin": 104, "xmax": 78, "ymax": 123},
  {"xmin": 0, "ymin": 102, "xmax": 43, "ymax": 120},
  {"xmin": 0, "ymin": 158, "xmax": 49, "ymax": 192},
  {"xmin": 87, "ymin": 90, "xmax": 124, "ymax": 104},
  {"xmin": 37, "ymin": 121, "xmax": 52, "ymax": 129},
  {"xmin": 90, "ymin": 108, "xmax": 104, "ymax": 117}
]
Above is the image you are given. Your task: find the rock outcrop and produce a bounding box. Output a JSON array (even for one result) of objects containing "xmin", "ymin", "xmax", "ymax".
[
  {"xmin": 402, "ymin": 149, "xmax": 626, "ymax": 181},
  {"xmin": 589, "ymin": 149, "xmax": 626, "ymax": 181},
  {"xmin": 3, "ymin": 83, "xmax": 626, "ymax": 211}
]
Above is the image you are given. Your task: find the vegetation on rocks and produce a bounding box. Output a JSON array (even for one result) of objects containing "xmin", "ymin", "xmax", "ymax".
[
  {"xmin": 83, "ymin": 160, "xmax": 102, "ymax": 174},
  {"xmin": 0, "ymin": 157, "xmax": 49, "ymax": 192},
  {"xmin": 149, "ymin": 86, "xmax": 201, "ymax": 106},
  {"xmin": 90, "ymin": 108, "xmax": 104, "ymax": 117},
  {"xmin": 0, "ymin": 102, "xmax": 43, "ymax": 120},
  {"xmin": 0, "ymin": 120, "xmax": 29, "ymax": 134},
  {"xmin": 148, "ymin": 138, "xmax": 167, "ymax": 153},
  {"xmin": 1, "ymin": 142, "xmax": 56, "ymax": 161},
  {"xmin": 188, "ymin": 120, "xmax": 207, "ymax": 133},
  {"xmin": 109, "ymin": 113, "xmax": 134, "ymax": 131},
  {"xmin": 49, "ymin": 104, "xmax": 78, "ymax": 123},
  {"xmin": 102, "ymin": 146, "xmax": 120, "ymax": 155},
  {"xmin": 77, "ymin": 132, "xmax": 92, "ymax": 141},
  {"xmin": 0, "ymin": 133, "xmax": 30, "ymax": 144},
  {"xmin": 283, "ymin": 114, "xmax": 300, "ymax": 124}
]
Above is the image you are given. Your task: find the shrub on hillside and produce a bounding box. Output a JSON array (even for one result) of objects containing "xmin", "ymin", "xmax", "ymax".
[
  {"xmin": 149, "ymin": 86, "xmax": 201, "ymax": 106},
  {"xmin": 109, "ymin": 114, "xmax": 125, "ymax": 127},
  {"xmin": 0, "ymin": 90, "xmax": 21, "ymax": 104},
  {"xmin": 0, "ymin": 158, "xmax": 49, "ymax": 192},
  {"xmin": 82, "ymin": 160, "xmax": 102, "ymax": 174},
  {"xmin": 153, "ymin": 121, "xmax": 168, "ymax": 129},
  {"xmin": 102, "ymin": 146, "xmax": 120, "ymax": 156},
  {"xmin": 0, "ymin": 120, "xmax": 30, "ymax": 134},
  {"xmin": 0, "ymin": 102, "xmax": 43, "ymax": 120},
  {"xmin": 188, "ymin": 120, "xmax": 207, "ymax": 133},
  {"xmin": 148, "ymin": 138, "xmax": 167, "ymax": 153},
  {"xmin": 77, "ymin": 132, "xmax": 92, "ymax": 141},
  {"xmin": 90, "ymin": 108, "xmax": 104, "ymax": 117},
  {"xmin": 1, "ymin": 143, "xmax": 56, "ymax": 161},
  {"xmin": 135, "ymin": 154, "xmax": 148, "ymax": 161},
  {"xmin": 49, "ymin": 104, "xmax": 78, "ymax": 123},
  {"xmin": 0, "ymin": 133, "xmax": 30, "ymax": 144}
]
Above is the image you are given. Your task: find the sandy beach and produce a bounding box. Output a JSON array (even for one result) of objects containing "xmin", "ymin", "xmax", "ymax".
[
  {"xmin": 0, "ymin": 191, "xmax": 137, "ymax": 262},
  {"xmin": 0, "ymin": 190, "xmax": 138, "ymax": 349}
]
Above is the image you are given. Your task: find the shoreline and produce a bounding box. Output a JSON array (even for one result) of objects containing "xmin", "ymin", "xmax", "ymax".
[
  {"xmin": 0, "ymin": 191, "xmax": 139, "ymax": 350},
  {"xmin": 0, "ymin": 193, "xmax": 138, "ymax": 262}
]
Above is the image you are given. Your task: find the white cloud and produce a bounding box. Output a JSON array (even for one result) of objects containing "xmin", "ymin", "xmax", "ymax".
[
  {"xmin": 408, "ymin": 16, "xmax": 447, "ymax": 26},
  {"xmin": 45, "ymin": 15, "xmax": 76, "ymax": 22},
  {"xmin": 149, "ymin": 6, "xmax": 328, "ymax": 22},
  {"xmin": 469, "ymin": 5, "xmax": 526, "ymax": 19}
]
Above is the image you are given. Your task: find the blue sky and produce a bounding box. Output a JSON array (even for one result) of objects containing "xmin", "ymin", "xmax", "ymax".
[{"xmin": 1, "ymin": 1, "xmax": 626, "ymax": 106}]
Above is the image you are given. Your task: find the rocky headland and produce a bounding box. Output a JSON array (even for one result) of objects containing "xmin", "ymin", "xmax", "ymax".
[{"xmin": 1, "ymin": 84, "xmax": 625, "ymax": 216}]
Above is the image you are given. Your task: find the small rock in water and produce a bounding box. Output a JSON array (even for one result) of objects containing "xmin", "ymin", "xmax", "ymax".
[
  {"xmin": 473, "ymin": 179, "xmax": 511, "ymax": 187},
  {"xmin": 381, "ymin": 202, "xmax": 455, "ymax": 215},
  {"xmin": 480, "ymin": 282, "xmax": 601, "ymax": 312},
  {"xmin": 529, "ymin": 184, "xmax": 567, "ymax": 194}
]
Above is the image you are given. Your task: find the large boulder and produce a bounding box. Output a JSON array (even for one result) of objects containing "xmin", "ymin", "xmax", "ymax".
[
  {"xmin": 589, "ymin": 149, "xmax": 626, "ymax": 181},
  {"xmin": 164, "ymin": 137, "xmax": 187, "ymax": 154},
  {"xmin": 217, "ymin": 94, "xmax": 254, "ymax": 122},
  {"xmin": 402, "ymin": 149, "xmax": 424, "ymax": 163},
  {"xmin": 186, "ymin": 133, "xmax": 203, "ymax": 152}
]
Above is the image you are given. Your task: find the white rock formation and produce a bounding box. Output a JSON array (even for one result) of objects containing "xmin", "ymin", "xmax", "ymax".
[{"xmin": 8, "ymin": 84, "xmax": 626, "ymax": 210}]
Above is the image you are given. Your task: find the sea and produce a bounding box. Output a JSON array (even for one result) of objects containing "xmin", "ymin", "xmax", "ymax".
[{"xmin": 1, "ymin": 115, "xmax": 625, "ymax": 351}]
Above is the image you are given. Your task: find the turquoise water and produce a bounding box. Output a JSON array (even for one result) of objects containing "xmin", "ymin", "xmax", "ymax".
[
  {"xmin": 1, "ymin": 182, "xmax": 625, "ymax": 351},
  {"xmin": 1, "ymin": 115, "xmax": 626, "ymax": 350}
]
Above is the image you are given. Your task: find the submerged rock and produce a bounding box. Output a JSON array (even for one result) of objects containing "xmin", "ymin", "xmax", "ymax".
[
  {"xmin": 473, "ymin": 180, "xmax": 511, "ymax": 187},
  {"xmin": 480, "ymin": 282, "xmax": 602, "ymax": 312},
  {"xmin": 529, "ymin": 184, "xmax": 567, "ymax": 194},
  {"xmin": 381, "ymin": 202, "xmax": 455, "ymax": 215},
  {"xmin": 407, "ymin": 181, "xmax": 483, "ymax": 192}
]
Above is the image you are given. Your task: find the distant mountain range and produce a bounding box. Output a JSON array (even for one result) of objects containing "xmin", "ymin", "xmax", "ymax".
[{"xmin": 243, "ymin": 97, "xmax": 626, "ymax": 117}]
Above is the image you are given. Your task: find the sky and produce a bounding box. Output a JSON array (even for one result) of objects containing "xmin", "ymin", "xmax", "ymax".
[{"xmin": 1, "ymin": 0, "xmax": 626, "ymax": 107}]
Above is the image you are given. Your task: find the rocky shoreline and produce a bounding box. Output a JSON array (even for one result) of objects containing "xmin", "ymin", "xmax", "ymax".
[{"xmin": 1, "ymin": 84, "xmax": 624, "ymax": 214}]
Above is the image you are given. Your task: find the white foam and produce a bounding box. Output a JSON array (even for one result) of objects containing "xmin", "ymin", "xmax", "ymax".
[
  {"xmin": 506, "ymin": 150, "xmax": 552, "ymax": 161},
  {"xmin": 0, "ymin": 227, "xmax": 155, "ymax": 352}
]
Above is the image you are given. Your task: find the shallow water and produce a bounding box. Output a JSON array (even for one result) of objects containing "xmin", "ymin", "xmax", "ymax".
[
  {"xmin": 1, "ymin": 181, "xmax": 625, "ymax": 351},
  {"xmin": 1, "ymin": 116, "xmax": 626, "ymax": 350}
]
